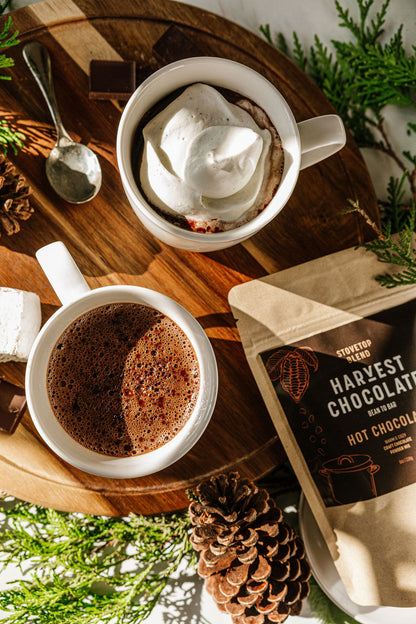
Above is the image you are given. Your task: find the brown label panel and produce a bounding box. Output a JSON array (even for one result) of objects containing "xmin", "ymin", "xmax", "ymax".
[{"xmin": 261, "ymin": 299, "xmax": 416, "ymax": 507}]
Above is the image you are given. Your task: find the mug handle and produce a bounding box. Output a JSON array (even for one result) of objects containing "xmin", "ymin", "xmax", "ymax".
[
  {"xmin": 297, "ymin": 114, "xmax": 346, "ymax": 171},
  {"xmin": 36, "ymin": 241, "xmax": 91, "ymax": 306}
]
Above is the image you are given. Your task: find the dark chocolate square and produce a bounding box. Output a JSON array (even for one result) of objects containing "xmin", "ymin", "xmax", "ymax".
[
  {"xmin": 0, "ymin": 378, "xmax": 26, "ymax": 434},
  {"xmin": 89, "ymin": 60, "xmax": 136, "ymax": 100},
  {"xmin": 152, "ymin": 25, "xmax": 205, "ymax": 64}
]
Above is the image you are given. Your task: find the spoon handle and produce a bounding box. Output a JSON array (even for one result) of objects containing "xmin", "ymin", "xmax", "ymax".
[{"xmin": 23, "ymin": 41, "xmax": 71, "ymax": 142}]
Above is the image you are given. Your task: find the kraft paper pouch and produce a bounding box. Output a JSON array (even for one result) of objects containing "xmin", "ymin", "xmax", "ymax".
[{"xmin": 228, "ymin": 243, "xmax": 416, "ymax": 607}]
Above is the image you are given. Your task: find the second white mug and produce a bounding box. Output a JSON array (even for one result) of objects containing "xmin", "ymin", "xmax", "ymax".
[{"xmin": 25, "ymin": 241, "xmax": 218, "ymax": 478}]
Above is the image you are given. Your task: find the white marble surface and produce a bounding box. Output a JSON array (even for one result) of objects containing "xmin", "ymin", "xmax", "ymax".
[{"xmin": 2, "ymin": 1, "xmax": 416, "ymax": 623}]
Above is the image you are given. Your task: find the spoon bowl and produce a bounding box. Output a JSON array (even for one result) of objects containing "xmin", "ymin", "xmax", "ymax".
[
  {"xmin": 45, "ymin": 139, "xmax": 102, "ymax": 204},
  {"xmin": 23, "ymin": 41, "xmax": 102, "ymax": 204}
]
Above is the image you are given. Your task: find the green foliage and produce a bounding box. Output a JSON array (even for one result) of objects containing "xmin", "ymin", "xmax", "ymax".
[
  {"xmin": 0, "ymin": 1, "xmax": 12, "ymax": 15},
  {"xmin": 0, "ymin": 15, "xmax": 25, "ymax": 154},
  {"xmin": 268, "ymin": 0, "xmax": 416, "ymax": 146},
  {"xmin": 0, "ymin": 120, "xmax": 25, "ymax": 154},
  {"xmin": 261, "ymin": 0, "xmax": 416, "ymax": 287},
  {"xmin": 0, "ymin": 497, "xmax": 195, "ymax": 624},
  {"xmin": 0, "ymin": 468, "xmax": 348, "ymax": 624},
  {"xmin": 364, "ymin": 202, "xmax": 416, "ymax": 287},
  {"xmin": 0, "ymin": 15, "xmax": 19, "ymax": 78}
]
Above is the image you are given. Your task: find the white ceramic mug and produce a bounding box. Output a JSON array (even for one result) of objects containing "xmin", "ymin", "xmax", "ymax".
[
  {"xmin": 25, "ymin": 241, "xmax": 218, "ymax": 478},
  {"xmin": 117, "ymin": 56, "xmax": 346, "ymax": 252}
]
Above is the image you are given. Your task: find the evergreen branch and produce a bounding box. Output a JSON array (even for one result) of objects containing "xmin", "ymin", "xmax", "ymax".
[
  {"xmin": 333, "ymin": 0, "xmax": 362, "ymax": 41},
  {"xmin": 333, "ymin": 38, "xmax": 416, "ymax": 111},
  {"xmin": 259, "ymin": 23, "xmax": 273, "ymax": 46},
  {"xmin": 0, "ymin": 53, "xmax": 13, "ymax": 77},
  {"xmin": 365, "ymin": 219, "xmax": 416, "ymax": 267},
  {"xmin": 403, "ymin": 150, "xmax": 416, "ymax": 168},
  {"xmin": 375, "ymin": 266, "xmax": 416, "ymax": 288},
  {"xmin": 371, "ymin": 122, "xmax": 416, "ymax": 197},
  {"xmin": 276, "ymin": 32, "xmax": 288, "ymax": 57},
  {"xmin": 0, "ymin": 1, "xmax": 12, "ymax": 15},
  {"xmin": 381, "ymin": 173, "xmax": 411, "ymax": 232},
  {"xmin": 0, "ymin": 15, "xmax": 19, "ymax": 50},
  {"xmin": 335, "ymin": 0, "xmax": 389, "ymax": 46},
  {"xmin": 261, "ymin": 0, "xmax": 416, "ymax": 142},
  {"xmin": 341, "ymin": 198, "xmax": 384, "ymax": 239},
  {"xmin": 0, "ymin": 16, "xmax": 19, "ymax": 81},
  {"xmin": 0, "ymin": 497, "xmax": 195, "ymax": 624},
  {"xmin": 292, "ymin": 32, "xmax": 307, "ymax": 71},
  {"xmin": 363, "ymin": 202, "xmax": 416, "ymax": 286},
  {"xmin": 0, "ymin": 17, "xmax": 25, "ymax": 154},
  {"xmin": 0, "ymin": 120, "xmax": 25, "ymax": 155},
  {"xmin": 260, "ymin": 0, "xmax": 416, "ymax": 288}
]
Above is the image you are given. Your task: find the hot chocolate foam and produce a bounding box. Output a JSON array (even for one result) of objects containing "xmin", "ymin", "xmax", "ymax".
[{"xmin": 47, "ymin": 303, "xmax": 200, "ymax": 457}]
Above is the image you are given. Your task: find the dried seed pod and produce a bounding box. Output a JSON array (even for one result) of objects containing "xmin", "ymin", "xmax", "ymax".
[{"xmin": 0, "ymin": 154, "xmax": 33, "ymax": 237}]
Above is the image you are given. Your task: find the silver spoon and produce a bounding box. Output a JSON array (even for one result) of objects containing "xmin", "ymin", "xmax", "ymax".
[{"xmin": 23, "ymin": 41, "xmax": 102, "ymax": 203}]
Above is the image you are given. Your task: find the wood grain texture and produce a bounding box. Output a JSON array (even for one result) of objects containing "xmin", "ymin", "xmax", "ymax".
[{"xmin": 0, "ymin": 0, "xmax": 379, "ymax": 515}]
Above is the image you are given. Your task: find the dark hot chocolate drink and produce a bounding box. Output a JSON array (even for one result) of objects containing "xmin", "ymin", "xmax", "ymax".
[{"xmin": 47, "ymin": 303, "xmax": 200, "ymax": 457}]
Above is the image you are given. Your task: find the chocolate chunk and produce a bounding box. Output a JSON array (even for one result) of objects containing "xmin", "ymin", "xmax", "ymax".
[
  {"xmin": 152, "ymin": 24, "xmax": 205, "ymax": 64},
  {"xmin": 89, "ymin": 60, "xmax": 136, "ymax": 100},
  {"xmin": 89, "ymin": 27, "xmax": 206, "ymax": 101},
  {"xmin": 0, "ymin": 378, "xmax": 26, "ymax": 434}
]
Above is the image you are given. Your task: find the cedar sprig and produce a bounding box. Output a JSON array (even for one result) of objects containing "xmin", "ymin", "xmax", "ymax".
[
  {"xmin": 267, "ymin": 0, "xmax": 413, "ymax": 147},
  {"xmin": 363, "ymin": 202, "xmax": 416, "ymax": 288},
  {"xmin": 379, "ymin": 173, "xmax": 410, "ymax": 232},
  {"xmin": 0, "ymin": 496, "xmax": 195, "ymax": 624},
  {"xmin": 0, "ymin": 15, "xmax": 25, "ymax": 155},
  {"xmin": 0, "ymin": 119, "xmax": 25, "ymax": 154},
  {"xmin": 334, "ymin": 0, "xmax": 388, "ymax": 45},
  {"xmin": 0, "ymin": 1, "xmax": 12, "ymax": 15},
  {"xmin": 262, "ymin": 0, "xmax": 416, "ymax": 157},
  {"xmin": 0, "ymin": 15, "xmax": 19, "ymax": 79},
  {"xmin": 261, "ymin": 0, "xmax": 416, "ymax": 287}
]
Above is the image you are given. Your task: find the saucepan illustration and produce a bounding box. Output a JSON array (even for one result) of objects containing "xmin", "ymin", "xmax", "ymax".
[{"xmin": 319, "ymin": 454, "xmax": 380, "ymax": 505}]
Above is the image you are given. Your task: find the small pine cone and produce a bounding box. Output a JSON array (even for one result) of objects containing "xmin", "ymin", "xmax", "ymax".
[
  {"xmin": 189, "ymin": 472, "xmax": 311, "ymax": 624},
  {"xmin": 0, "ymin": 153, "xmax": 33, "ymax": 237}
]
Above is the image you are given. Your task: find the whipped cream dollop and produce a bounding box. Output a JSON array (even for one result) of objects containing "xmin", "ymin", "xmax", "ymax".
[{"xmin": 139, "ymin": 84, "xmax": 278, "ymax": 230}]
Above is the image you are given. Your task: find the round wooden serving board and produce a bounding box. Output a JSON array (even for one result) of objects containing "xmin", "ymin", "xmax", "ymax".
[{"xmin": 0, "ymin": 0, "xmax": 378, "ymax": 515}]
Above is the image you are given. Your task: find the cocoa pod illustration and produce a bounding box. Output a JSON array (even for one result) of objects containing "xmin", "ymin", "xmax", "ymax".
[
  {"xmin": 265, "ymin": 346, "xmax": 319, "ymax": 403},
  {"xmin": 280, "ymin": 352, "xmax": 310, "ymax": 402}
]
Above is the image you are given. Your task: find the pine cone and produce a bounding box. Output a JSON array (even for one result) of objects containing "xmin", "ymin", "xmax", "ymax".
[
  {"xmin": 0, "ymin": 153, "xmax": 33, "ymax": 237},
  {"xmin": 189, "ymin": 472, "xmax": 311, "ymax": 624}
]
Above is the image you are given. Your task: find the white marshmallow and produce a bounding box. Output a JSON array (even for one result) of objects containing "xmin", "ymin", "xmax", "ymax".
[{"xmin": 0, "ymin": 287, "xmax": 42, "ymax": 362}]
